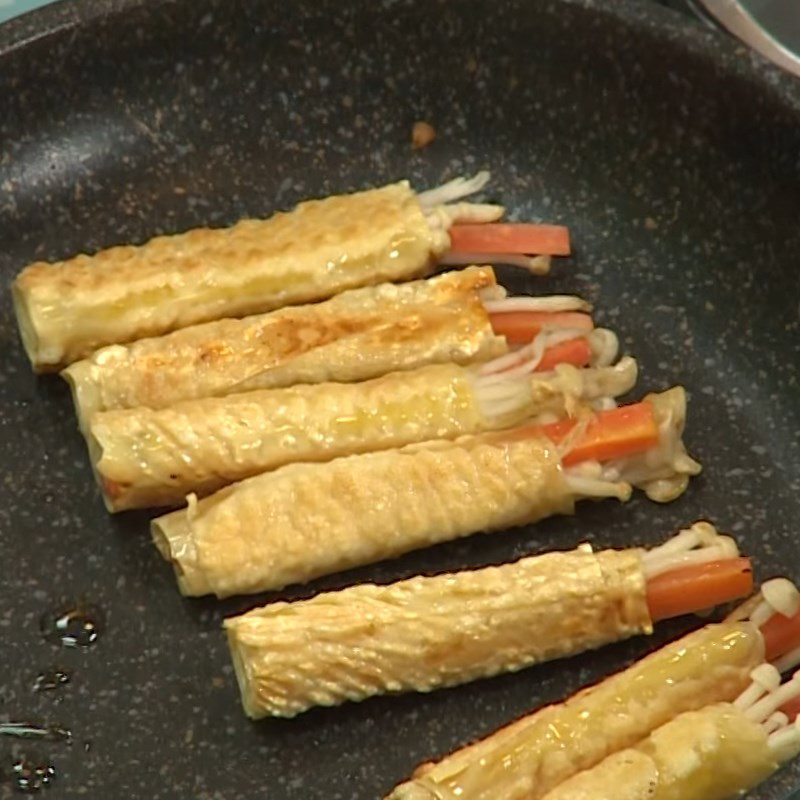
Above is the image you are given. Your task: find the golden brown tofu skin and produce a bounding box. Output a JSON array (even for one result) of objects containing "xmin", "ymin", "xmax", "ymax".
[
  {"xmin": 14, "ymin": 181, "xmax": 445, "ymax": 371},
  {"xmin": 387, "ymin": 621, "xmax": 764, "ymax": 800},
  {"xmin": 225, "ymin": 547, "xmax": 651, "ymax": 718},
  {"xmin": 61, "ymin": 266, "xmax": 504, "ymax": 432},
  {"xmin": 90, "ymin": 363, "xmax": 488, "ymax": 512},
  {"xmin": 90, "ymin": 358, "xmax": 640, "ymax": 512},
  {"xmin": 540, "ymin": 703, "xmax": 776, "ymax": 800},
  {"xmin": 152, "ymin": 431, "xmax": 573, "ymax": 598}
]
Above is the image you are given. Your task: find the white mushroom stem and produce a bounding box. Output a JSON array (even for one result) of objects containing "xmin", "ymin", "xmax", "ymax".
[
  {"xmin": 186, "ymin": 492, "xmax": 199, "ymax": 523},
  {"xmin": 576, "ymin": 357, "xmax": 638, "ymax": 403},
  {"xmin": 479, "ymin": 327, "xmax": 617, "ymax": 382},
  {"xmin": 472, "ymin": 379, "xmax": 534, "ymax": 421},
  {"xmin": 419, "ymin": 171, "xmax": 507, "ymax": 231},
  {"xmin": 564, "ymin": 472, "xmax": 632, "ymax": 501},
  {"xmin": 733, "ymin": 664, "xmax": 782, "ymax": 711},
  {"xmin": 726, "ymin": 593, "xmax": 763, "ymax": 623},
  {"xmin": 429, "ymin": 204, "xmax": 506, "ymax": 226},
  {"xmin": 751, "ymin": 601, "xmax": 776, "ymax": 629},
  {"xmin": 643, "ymin": 521, "xmax": 720, "ymax": 561},
  {"xmin": 644, "ymin": 542, "xmax": 740, "ymax": 580},
  {"xmin": 473, "ymin": 353, "xmax": 634, "ymax": 424},
  {"xmin": 477, "ymin": 285, "xmax": 508, "ymax": 303},
  {"xmin": 417, "ymin": 171, "xmax": 492, "ymax": 208},
  {"xmin": 589, "ymin": 387, "xmax": 702, "ymax": 504},
  {"xmin": 419, "ymin": 171, "xmax": 560, "ymax": 276},
  {"xmin": 440, "ymin": 252, "xmax": 552, "ymax": 275},
  {"xmin": 477, "ymin": 330, "xmax": 549, "ymax": 378},
  {"xmin": 483, "ymin": 328, "xmax": 592, "ymax": 384},
  {"xmin": 768, "ymin": 717, "xmax": 800, "ymax": 762},
  {"xmin": 764, "ymin": 712, "xmax": 789, "ymax": 735},
  {"xmin": 568, "ymin": 460, "xmax": 603, "ymax": 479},
  {"xmin": 642, "ymin": 522, "xmax": 739, "ymax": 580},
  {"xmin": 741, "ymin": 673, "xmax": 800, "ymax": 762},
  {"xmin": 592, "ymin": 397, "xmax": 618, "ymax": 411},
  {"xmin": 587, "ymin": 329, "xmax": 619, "ymax": 368},
  {"xmin": 774, "ymin": 645, "xmax": 800, "ymax": 675},
  {"xmin": 744, "ymin": 673, "xmax": 800, "ymax": 723},
  {"xmin": 750, "ymin": 578, "xmax": 800, "ymax": 628},
  {"xmin": 480, "ymin": 358, "xmax": 638, "ymax": 425},
  {"xmin": 765, "ymin": 579, "xmax": 800, "ymax": 617},
  {"xmin": 482, "ymin": 296, "xmax": 591, "ymax": 314}
]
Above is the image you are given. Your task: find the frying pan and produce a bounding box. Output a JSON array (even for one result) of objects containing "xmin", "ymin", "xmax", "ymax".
[{"xmin": 1, "ymin": 0, "xmax": 799, "ymax": 797}]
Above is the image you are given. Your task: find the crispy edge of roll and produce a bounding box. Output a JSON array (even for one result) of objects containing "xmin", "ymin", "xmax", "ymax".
[
  {"xmin": 11, "ymin": 279, "xmax": 42, "ymax": 372},
  {"xmin": 224, "ymin": 547, "xmax": 651, "ymax": 718},
  {"xmin": 15, "ymin": 181, "xmax": 444, "ymax": 371},
  {"xmin": 92, "ymin": 353, "xmax": 636, "ymax": 512},
  {"xmin": 89, "ymin": 362, "xmax": 486, "ymax": 512},
  {"xmin": 540, "ymin": 702, "xmax": 776, "ymax": 800},
  {"xmin": 152, "ymin": 430, "xmax": 573, "ymax": 598},
  {"xmin": 387, "ymin": 621, "xmax": 764, "ymax": 800},
  {"xmin": 60, "ymin": 266, "xmax": 504, "ymax": 431}
]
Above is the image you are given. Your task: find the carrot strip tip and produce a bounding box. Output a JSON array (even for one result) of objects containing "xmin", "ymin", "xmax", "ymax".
[{"xmin": 449, "ymin": 223, "xmax": 571, "ymax": 257}]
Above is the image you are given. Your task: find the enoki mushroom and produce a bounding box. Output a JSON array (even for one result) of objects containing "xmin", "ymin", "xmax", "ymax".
[{"xmin": 418, "ymin": 171, "xmax": 571, "ymax": 274}]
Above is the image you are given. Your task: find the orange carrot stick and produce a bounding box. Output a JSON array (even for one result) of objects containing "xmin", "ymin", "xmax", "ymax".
[
  {"xmin": 762, "ymin": 608, "xmax": 800, "ymax": 662},
  {"xmin": 449, "ymin": 223, "xmax": 571, "ymax": 257},
  {"xmin": 539, "ymin": 402, "xmax": 659, "ymax": 466},
  {"xmin": 645, "ymin": 558, "xmax": 754, "ymax": 623},
  {"xmin": 536, "ymin": 338, "xmax": 592, "ymax": 372},
  {"xmin": 489, "ymin": 311, "xmax": 593, "ymax": 344},
  {"xmin": 780, "ymin": 695, "xmax": 800, "ymax": 721}
]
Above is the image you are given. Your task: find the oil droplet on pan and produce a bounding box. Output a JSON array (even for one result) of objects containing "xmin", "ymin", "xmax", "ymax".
[
  {"xmin": 11, "ymin": 759, "xmax": 55, "ymax": 793},
  {"xmin": 40, "ymin": 602, "xmax": 104, "ymax": 648},
  {"xmin": 0, "ymin": 722, "xmax": 71, "ymax": 743},
  {"xmin": 32, "ymin": 669, "xmax": 70, "ymax": 693}
]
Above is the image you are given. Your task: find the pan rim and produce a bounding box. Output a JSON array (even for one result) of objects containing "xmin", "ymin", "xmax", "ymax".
[{"xmin": 0, "ymin": 0, "xmax": 799, "ymax": 111}]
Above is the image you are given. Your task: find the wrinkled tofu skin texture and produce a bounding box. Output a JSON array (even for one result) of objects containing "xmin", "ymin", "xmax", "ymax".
[
  {"xmin": 225, "ymin": 548, "xmax": 651, "ymax": 718},
  {"xmin": 541, "ymin": 703, "xmax": 776, "ymax": 800},
  {"xmin": 91, "ymin": 363, "xmax": 488, "ymax": 511},
  {"xmin": 15, "ymin": 182, "xmax": 442, "ymax": 370},
  {"xmin": 388, "ymin": 622, "xmax": 763, "ymax": 800},
  {"xmin": 62, "ymin": 267, "xmax": 503, "ymax": 430},
  {"xmin": 152, "ymin": 432, "xmax": 573, "ymax": 598}
]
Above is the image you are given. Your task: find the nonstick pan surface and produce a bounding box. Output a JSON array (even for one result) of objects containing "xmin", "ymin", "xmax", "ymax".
[{"xmin": 1, "ymin": 1, "xmax": 799, "ymax": 797}]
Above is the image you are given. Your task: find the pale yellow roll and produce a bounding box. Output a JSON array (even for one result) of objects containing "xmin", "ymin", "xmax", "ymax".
[
  {"xmin": 90, "ymin": 363, "xmax": 487, "ymax": 511},
  {"xmin": 387, "ymin": 621, "xmax": 764, "ymax": 800},
  {"xmin": 225, "ymin": 547, "xmax": 652, "ymax": 719},
  {"xmin": 541, "ymin": 703, "xmax": 776, "ymax": 800},
  {"xmin": 61, "ymin": 267, "xmax": 504, "ymax": 431},
  {"xmin": 152, "ymin": 431, "xmax": 573, "ymax": 598},
  {"xmin": 14, "ymin": 182, "xmax": 444, "ymax": 371},
  {"xmin": 89, "ymin": 356, "xmax": 637, "ymax": 512}
]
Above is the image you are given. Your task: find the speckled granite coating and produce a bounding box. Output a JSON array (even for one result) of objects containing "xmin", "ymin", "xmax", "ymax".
[{"xmin": 0, "ymin": 0, "xmax": 799, "ymax": 798}]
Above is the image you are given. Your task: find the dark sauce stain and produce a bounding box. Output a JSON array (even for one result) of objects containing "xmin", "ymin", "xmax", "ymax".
[
  {"xmin": 40, "ymin": 602, "xmax": 104, "ymax": 648},
  {"xmin": 0, "ymin": 723, "xmax": 71, "ymax": 743},
  {"xmin": 11, "ymin": 759, "xmax": 56, "ymax": 793},
  {"xmin": 32, "ymin": 670, "xmax": 70, "ymax": 693}
]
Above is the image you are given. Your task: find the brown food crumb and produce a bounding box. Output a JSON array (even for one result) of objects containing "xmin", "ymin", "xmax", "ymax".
[{"xmin": 411, "ymin": 121, "xmax": 436, "ymax": 150}]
